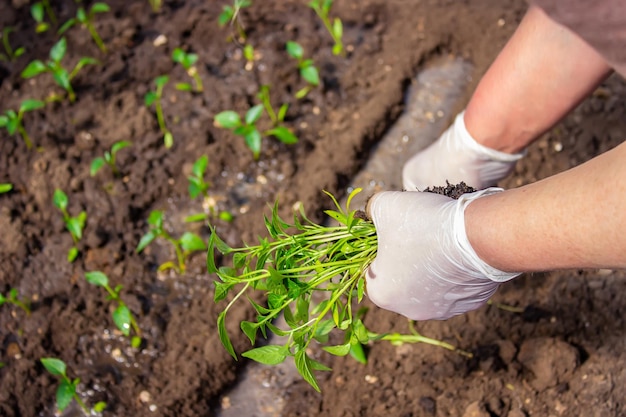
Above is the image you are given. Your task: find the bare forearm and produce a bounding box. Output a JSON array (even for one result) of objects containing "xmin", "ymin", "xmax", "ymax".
[
  {"xmin": 466, "ymin": 141, "xmax": 626, "ymax": 272},
  {"xmin": 464, "ymin": 5, "xmax": 611, "ymax": 153}
]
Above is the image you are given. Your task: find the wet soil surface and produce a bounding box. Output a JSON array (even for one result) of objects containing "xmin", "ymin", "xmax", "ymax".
[{"xmin": 1, "ymin": 1, "xmax": 626, "ymax": 416}]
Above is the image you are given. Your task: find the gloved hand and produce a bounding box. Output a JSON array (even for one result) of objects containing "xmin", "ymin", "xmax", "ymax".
[
  {"xmin": 402, "ymin": 111, "xmax": 524, "ymax": 191},
  {"xmin": 365, "ymin": 189, "xmax": 522, "ymax": 321}
]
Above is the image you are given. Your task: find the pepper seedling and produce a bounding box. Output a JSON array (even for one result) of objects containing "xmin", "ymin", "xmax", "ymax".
[
  {"xmin": 40, "ymin": 358, "xmax": 106, "ymax": 414},
  {"xmin": 286, "ymin": 41, "xmax": 320, "ymax": 99},
  {"xmin": 0, "ymin": 288, "xmax": 31, "ymax": 315},
  {"xmin": 0, "ymin": 183, "xmax": 13, "ymax": 193},
  {"xmin": 210, "ymin": 188, "xmax": 470, "ymax": 392},
  {"xmin": 0, "ymin": 99, "xmax": 46, "ymax": 149},
  {"xmin": 172, "ymin": 47, "xmax": 203, "ymax": 92},
  {"xmin": 136, "ymin": 210, "xmax": 206, "ymax": 274},
  {"xmin": 257, "ymin": 85, "xmax": 289, "ymax": 127},
  {"xmin": 0, "ymin": 27, "xmax": 25, "ymax": 62},
  {"xmin": 309, "ymin": 0, "xmax": 343, "ymax": 56},
  {"xmin": 218, "ymin": 0, "xmax": 251, "ymax": 41},
  {"xmin": 31, "ymin": 0, "xmax": 57, "ymax": 32},
  {"xmin": 144, "ymin": 75, "xmax": 173, "ymax": 148},
  {"xmin": 214, "ymin": 104, "xmax": 298, "ymax": 160},
  {"xmin": 85, "ymin": 271, "xmax": 142, "ymax": 348},
  {"xmin": 58, "ymin": 2, "xmax": 110, "ymax": 53},
  {"xmin": 90, "ymin": 140, "xmax": 132, "ymax": 177},
  {"xmin": 184, "ymin": 155, "xmax": 233, "ymax": 224},
  {"xmin": 21, "ymin": 37, "xmax": 99, "ymax": 103},
  {"xmin": 53, "ymin": 189, "xmax": 86, "ymax": 262}
]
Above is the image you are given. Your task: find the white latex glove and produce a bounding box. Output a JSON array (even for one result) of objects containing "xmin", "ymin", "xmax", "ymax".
[
  {"xmin": 365, "ymin": 189, "xmax": 522, "ymax": 321},
  {"xmin": 403, "ymin": 111, "xmax": 524, "ymax": 191}
]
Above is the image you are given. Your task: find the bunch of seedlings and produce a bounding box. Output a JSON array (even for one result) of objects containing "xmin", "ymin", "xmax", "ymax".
[
  {"xmin": 210, "ymin": 188, "xmax": 470, "ymax": 391},
  {"xmin": 58, "ymin": 1, "xmax": 110, "ymax": 53},
  {"xmin": 286, "ymin": 41, "xmax": 320, "ymax": 98},
  {"xmin": 309, "ymin": 0, "xmax": 344, "ymax": 55}
]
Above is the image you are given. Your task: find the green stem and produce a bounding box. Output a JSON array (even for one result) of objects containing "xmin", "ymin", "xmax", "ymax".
[
  {"xmin": 163, "ymin": 235, "xmax": 185, "ymax": 273},
  {"xmin": 17, "ymin": 124, "xmax": 33, "ymax": 149},
  {"xmin": 87, "ymin": 23, "xmax": 107, "ymax": 53},
  {"xmin": 42, "ymin": 0, "xmax": 57, "ymax": 25},
  {"xmin": 376, "ymin": 332, "xmax": 473, "ymax": 358}
]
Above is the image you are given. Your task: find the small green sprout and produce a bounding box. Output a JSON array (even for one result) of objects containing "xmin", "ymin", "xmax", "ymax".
[
  {"xmin": 21, "ymin": 37, "xmax": 99, "ymax": 103},
  {"xmin": 40, "ymin": 358, "xmax": 106, "ymax": 414},
  {"xmin": 58, "ymin": 2, "xmax": 110, "ymax": 53},
  {"xmin": 90, "ymin": 140, "xmax": 132, "ymax": 177},
  {"xmin": 172, "ymin": 47, "xmax": 203, "ymax": 92},
  {"xmin": 286, "ymin": 41, "xmax": 320, "ymax": 99},
  {"xmin": 144, "ymin": 75, "xmax": 173, "ymax": 148},
  {"xmin": 53, "ymin": 189, "xmax": 87, "ymax": 263},
  {"xmin": 85, "ymin": 271, "xmax": 142, "ymax": 348},
  {"xmin": 0, "ymin": 99, "xmax": 46, "ymax": 150},
  {"xmin": 0, "ymin": 183, "xmax": 13, "ymax": 193},
  {"xmin": 31, "ymin": 0, "xmax": 57, "ymax": 32},
  {"xmin": 148, "ymin": 0, "xmax": 162, "ymax": 12},
  {"xmin": 0, "ymin": 28, "xmax": 25, "ymax": 62},
  {"xmin": 243, "ymin": 43, "xmax": 255, "ymax": 69},
  {"xmin": 218, "ymin": 0, "xmax": 252, "ymax": 41},
  {"xmin": 210, "ymin": 188, "xmax": 470, "ymax": 392},
  {"xmin": 257, "ymin": 85, "xmax": 289, "ymax": 127},
  {"xmin": 184, "ymin": 155, "xmax": 233, "ymax": 223},
  {"xmin": 309, "ymin": 0, "xmax": 343, "ymax": 55},
  {"xmin": 214, "ymin": 104, "xmax": 298, "ymax": 160},
  {"xmin": 136, "ymin": 210, "xmax": 206, "ymax": 274},
  {"xmin": 0, "ymin": 288, "xmax": 31, "ymax": 315}
]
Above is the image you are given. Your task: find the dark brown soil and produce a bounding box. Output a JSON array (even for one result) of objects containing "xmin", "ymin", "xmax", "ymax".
[{"xmin": 1, "ymin": 1, "xmax": 625, "ymax": 417}]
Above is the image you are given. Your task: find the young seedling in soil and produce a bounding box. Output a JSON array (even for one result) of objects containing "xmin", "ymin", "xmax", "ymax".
[
  {"xmin": 172, "ymin": 47, "xmax": 203, "ymax": 92},
  {"xmin": 40, "ymin": 358, "xmax": 106, "ymax": 414},
  {"xmin": 90, "ymin": 140, "xmax": 132, "ymax": 177},
  {"xmin": 209, "ymin": 188, "xmax": 470, "ymax": 392},
  {"xmin": 31, "ymin": 0, "xmax": 57, "ymax": 32},
  {"xmin": 257, "ymin": 85, "xmax": 289, "ymax": 127},
  {"xmin": 53, "ymin": 189, "xmax": 86, "ymax": 263},
  {"xmin": 21, "ymin": 37, "xmax": 99, "ymax": 103},
  {"xmin": 0, "ymin": 288, "xmax": 31, "ymax": 315},
  {"xmin": 58, "ymin": 2, "xmax": 110, "ymax": 53},
  {"xmin": 144, "ymin": 75, "xmax": 174, "ymax": 148},
  {"xmin": 309, "ymin": 0, "xmax": 344, "ymax": 56},
  {"xmin": 0, "ymin": 183, "xmax": 13, "ymax": 193},
  {"xmin": 214, "ymin": 104, "xmax": 298, "ymax": 160},
  {"xmin": 136, "ymin": 210, "xmax": 206, "ymax": 274},
  {"xmin": 184, "ymin": 155, "xmax": 233, "ymax": 224},
  {"xmin": 85, "ymin": 271, "xmax": 142, "ymax": 348},
  {"xmin": 286, "ymin": 41, "xmax": 320, "ymax": 99},
  {"xmin": 0, "ymin": 27, "xmax": 25, "ymax": 62},
  {"xmin": 218, "ymin": 0, "xmax": 252, "ymax": 42},
  {"xmin": 0, "ymin": 99, "xmax": 46, "ymax": 149}
]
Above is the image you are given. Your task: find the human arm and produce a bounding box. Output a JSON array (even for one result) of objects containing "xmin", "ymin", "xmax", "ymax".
[{"xmin": 366, "ymin": 142, "xmax": 626, "ymax": 320}]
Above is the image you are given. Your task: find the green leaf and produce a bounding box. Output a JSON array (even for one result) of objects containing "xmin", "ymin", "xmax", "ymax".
[
  {"xmin": 66, "ymin": 217, "xmax": 83, "ymax": 240},
  {"xmin": 286, "ymin": 41, "xmax": 303, "ymax": 59},
  {"xmin": 91, "ymin": 3, "xmax": 110, "ymax": 13},
  {"xmin": 0, "ymin": 183, "xmax": 13, "ymax": 193},
  {"xmin": 277, "ymin": 103, "xmax": 289, "ymax": 122},
  {"xmin": 76, "ymin": 7, "xmax": 87, "ymax": 22},
  {"xmin": 56, "ymin": 379, "xmax": 75, "ymax": 411},
  {"xmin": 295, "ymin": 350, "xmax": 321, "ymax": 392},
  {"xmin": 175, "ymin": 82, "xmax": 193, "ymax": 91},
  {"xmin": 240, "ymin": 321, "xmax": 258, "ymax": 344},
  {"xmin": 171, "ymin": 47, "xmax": 186, "ymax": 64},
  {"xmin": 308, "ymin": 357, "xmax": 332, "ymax": 371},
  {"xmin": 266, "ymin": 126, "xmax": 298, "ymax": 144},
  {"xmin": 154, "ymin": 75, "xmax": 169, "ymax": 90},
  {"xmin": 93, "ymin": 401, "xmax": 107, "ymax": 412},
  {"xmin": 213, "ymin": 281, "xmax": 232, "ymax": 302},
  {"xmin": 349, "ymin": 341, "xmax": 368, "ymax": 364},
  {"xmin": 179, "ymin": 232, "xmax": 206, "ymax": 252},
  {"xmin": 243, "ymin": 44, "xmax": 254, "ymax": 62},
  {"xmin": 219, "ymin": 211, "xmax": 233, "ymax": 222},
  {"xmin": 245, "ymin": 104, "xmax": 264, "ymax": 125},
  {"xmin": 332, "ymin": 43, "xmax": 342, "ymax": 56},
  {"xmin": 147, "ymin": 210, "xmax": 163, "ymax": 227},
  {"xmin": 217, "ymin": 311, "xmax": 237, "ymax": 360},
  {"xmin": 90, "ymin": 157, "xmax": 105, "ymax": 176},
  {"xmin": 184, "ymin": 213, "xmax": 208, "ymax": 223},
  {"xmin": 295, "ymin": 86, "xmax": 310, "ymax": 99},
  {"xmin": 36, "ymin": 22, "xmax": 50, "ymax": 33},
  {"xmin": 111, "ymin": 140, "xmax": 131, "ymax": 155},
  {"xmin": 244, "ymin": 128, "xmax": 262, "ymax": 159},
  {"xmin": 41, "ymin": 358, "xmax": 66, "ymax": 376},
  {"xmin": 21, "ymin": 60, "xmax": 47, "ymax": 78},
  {"xmin": 301, "ymin": 65, "xmax": 319, "ymax": 86},
  {"xmin": 136, "ymin": 231, "xmax": 156, "ymax": 253},
  {"xmin": 218, "ymin": 6, "xmax": 233, "ymax": 26},
  {"xmin": 53, "ymin": 189, "xmax": 68, "ymax": 210},
  {"xmin": 0, "ymin": 115, "xmax": 8, "ymax": 127},
  {"xmin": 144, "ymin": 91, "xmax": 157, "ymax": 107},
  {"xmin": 214, "ymin": 111, "xmax": 241, "ymax": 129},
  {"xmin": 52, "ymin": 68, "xmax": 71, "ymax": 91},
  {"xmin": 333, "ymin": 17, "xmax": 343, "ymax": 39},
  {"xmin": 131, "ymin": 336, "xmax": 141, "ymax": 349},
  {"xmin": 20, "ymin": 99, "xmax": 45, "ymax": 113},
  {"xmin": 164, "ymin": 131, "xmax": 173, "ymax": 148},
  {"xmin": 242, "ymin": 345, "xmax": 289, "ymax": 365},
  {"xmin": 85, "ymin": 271, "xmax": 108, "ymax": 287},
  {"xmin": 112, "ymin": 304, "xmax": 131, "ymax": 336},
  {"xmin": 31, "ymin": 3, "xmax": 44, "ymax": 22},
  {"xmin": 50, "ymin": 38, "xmax": 67, "ymax": 63},
  {"xmin": 67, "ymin": 247, "xmax": 79, "ymax": 262},
  {"xmin": 192, "ymin": 155, "xmax": 208, "ymax": 178},
  {"xmin": 323, "ymin": 342, "xmax": 351, "ymax": 356}
]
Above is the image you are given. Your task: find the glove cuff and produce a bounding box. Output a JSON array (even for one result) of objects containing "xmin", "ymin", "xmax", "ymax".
[
  {"xmin": 454, "ymin": 188, "xmax": 523, "ymax": 283},
  {"xmin": 456, "ymin": 111, "xmax": 526, "ymax": 163}
]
